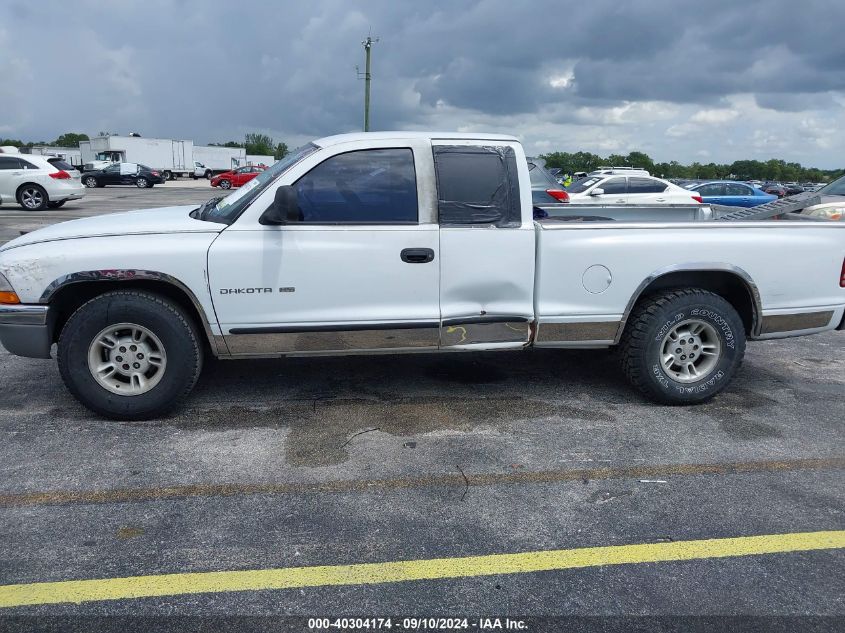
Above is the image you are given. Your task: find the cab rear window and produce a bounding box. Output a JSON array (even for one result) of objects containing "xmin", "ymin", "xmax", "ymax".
[{"xmin": 434, "ymin": 145, "xmax": 521, "ymax": 227}]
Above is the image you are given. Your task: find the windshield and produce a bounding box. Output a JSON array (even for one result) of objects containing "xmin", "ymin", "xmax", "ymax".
[
  {"xmin": 202, "ymin": 143, "xmax": 319, "ymax": 224},
  {"xmin": 818, "ymin": 175, "xmax": 845, "ymax": 196}
]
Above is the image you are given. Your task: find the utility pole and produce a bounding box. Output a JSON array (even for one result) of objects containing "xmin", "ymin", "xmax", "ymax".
[{"xmin": 360, "ymin": 35, "xmax": 379, "ymax": 131}]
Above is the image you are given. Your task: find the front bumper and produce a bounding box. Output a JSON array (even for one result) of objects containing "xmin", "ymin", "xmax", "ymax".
[{"xmin": 0, "ymin": 304, "xmax": 52, "ymax": 358}]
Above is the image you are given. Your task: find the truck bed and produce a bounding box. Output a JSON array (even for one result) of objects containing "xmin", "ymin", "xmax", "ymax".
[{"xmin": 535, "ymin": 198, "xmax": 839, "ymax": 224}]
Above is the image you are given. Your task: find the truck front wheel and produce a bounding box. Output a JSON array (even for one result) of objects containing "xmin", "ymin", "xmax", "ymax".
[
  {"xmin": 57, "ymin": 291, "xmax": 203, "ymax": 420},
  {"xmin": 619, "ymin": 288, "xmax": 746, "ymax": 405}
]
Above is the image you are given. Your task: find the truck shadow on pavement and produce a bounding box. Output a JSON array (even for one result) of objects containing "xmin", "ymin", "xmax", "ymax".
[{"xmin": 26, "ymin": 348, "xmax": 795, "ymax": 467}]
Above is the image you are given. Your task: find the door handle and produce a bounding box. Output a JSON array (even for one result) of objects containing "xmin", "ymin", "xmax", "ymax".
[
  {"xmin": 400, "ymin": 248, "xmax": 435, "ymax": 263},
  {"xmin": 655, "ymin": 198, "xmax": 666, "ymax": 202}
]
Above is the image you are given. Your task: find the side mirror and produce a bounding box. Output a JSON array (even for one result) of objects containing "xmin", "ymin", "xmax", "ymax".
[
  {"xmin": 589, "ymin": 188, "xmax": 604, "ymax": 196},
  {"xmin": 259, "ymin": 185, "xmax": 300, "ymax": 225}
]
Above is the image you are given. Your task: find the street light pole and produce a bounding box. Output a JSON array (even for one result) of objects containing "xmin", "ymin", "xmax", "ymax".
[{"xmin": 362, "ymin": 35, "xmax": 378, "ymax": 132}]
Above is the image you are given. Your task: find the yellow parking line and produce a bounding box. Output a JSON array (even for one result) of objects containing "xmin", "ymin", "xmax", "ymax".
[{"xmin": 1, "ymin": 531, "xmax": 843, "ymax": 608}]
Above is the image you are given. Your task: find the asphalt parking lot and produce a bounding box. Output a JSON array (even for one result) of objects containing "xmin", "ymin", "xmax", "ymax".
[{"xmin": 0, "ymin": 185, "xmax": 843, "ymax": 629}]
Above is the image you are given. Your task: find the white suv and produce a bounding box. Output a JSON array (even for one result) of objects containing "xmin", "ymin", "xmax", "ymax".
[
  {"xmin": 0, "ymin": 151, "xmax": 85, "ymax": 211},
  {"xmin": 566, "ymin": 172, "xmax": 702, "ymax": 205}
]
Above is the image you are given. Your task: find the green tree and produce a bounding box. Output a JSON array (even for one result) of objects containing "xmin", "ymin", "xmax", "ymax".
[
  {"xmin": 53, "ymin": 132, "xmax": 89, "ymax": 148},
  {"xmin": 274, "ymin": 142, "xmax": 289, "ymax": 160},
  {"xmin": 208, "ymin": 141, "xmax": 244, "ymax": 148},
  {"xmin": 244, "ymin": 133, "xmax": 274, "ymax": 156},
  {"xmin": 625, "ymin": 151, "xmax": 654, "ymax": 172}
]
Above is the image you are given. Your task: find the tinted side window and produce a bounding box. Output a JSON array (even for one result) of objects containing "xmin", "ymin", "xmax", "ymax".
[
  {"xmin": 601, "ymin": 178, "xmax": 627, "ymax": 194},
  {"xmin": 294, "ymin": 148, "xmax": 418, "ymax": 223},
  {"xmin": 48, "ymin": 158, "xmax": 75, "ymax": 171},
  {"xmin": 19, "ymin": 159, "xmax": 39, "ymax": 170},
  {"xmin": 698, "ymin": 183, "xmax": 725, "ymax": 196},
  {"xmin": 435, "ymin": 145, "xmax": 520, "ymax": 226},
  {"xmin": 726, "ymin": 183, "xmax": 751, "ymax": 196},
  {"xmin": 0, "ymin": 156, "xmax": 21, "ymax": 170},
  {"xmin": 629, "ymin": 177, "xmax": 667, "ymax": 193}
]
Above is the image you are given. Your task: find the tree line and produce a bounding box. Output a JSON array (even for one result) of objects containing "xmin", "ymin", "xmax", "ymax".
[
  {"xmin": 1, "ymin": 132, "xmax": 290, "ymax": 161},
  {"xmin": 208, "ymin": 133, "xmax": 289, "ymax": 160},
  {"xmin": 540, "ymin": 150, "xmax": 843, "ymax": 183}
]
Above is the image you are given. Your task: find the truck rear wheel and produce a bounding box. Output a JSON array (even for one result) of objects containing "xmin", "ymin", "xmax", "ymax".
[
  {"xmin": 57, "ymin": 291, "xmax": 203, "ymax": 420},
  {"xmin": 619, "ymin": 288, "xmax": 746, "ymax": 405}
]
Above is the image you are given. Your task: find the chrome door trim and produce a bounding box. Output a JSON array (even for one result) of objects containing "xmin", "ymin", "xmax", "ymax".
[
  {"xmin": 224, "ymin": 322, "xmax": 440, "ymax": 355},
  {"xmin": 440, "ymin": 316, "xmax": 530, "ymax": 347},
  {"xmin": 759, "ymin": 310, "xmax": 835, "ymax": 334},
  {"xmin": 536, "ymin": 321, "xmax": 620, "ymax": 344}
]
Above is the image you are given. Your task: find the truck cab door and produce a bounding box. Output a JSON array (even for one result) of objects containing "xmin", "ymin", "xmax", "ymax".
[
  {"xmin": 207, "ymin": 139, "xmax": 441, "ymax": 355},
  {"xmin": 433, "ymin": 142, "xmax": 535, "ymax": 349}
]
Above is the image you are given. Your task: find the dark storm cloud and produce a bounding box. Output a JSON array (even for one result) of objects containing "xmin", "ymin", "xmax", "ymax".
[{"xmin": 0, "ymin": 0, "xmax": 843, "ymax": 165}]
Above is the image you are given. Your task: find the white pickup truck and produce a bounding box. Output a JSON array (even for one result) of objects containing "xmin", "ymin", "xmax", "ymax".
[{"xmin": 0, "ymin": 132, "xmax": 843, "ymax": 419}]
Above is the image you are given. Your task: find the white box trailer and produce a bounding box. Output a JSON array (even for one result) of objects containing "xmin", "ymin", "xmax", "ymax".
[
  {"xmin": 192, "ymin": 146, "xmax": 247, "ymax": 179},
  {"xmin": 80, "ymin": 136, "xmax": 195, "ymax": 180},
  {"xmin": 246, "ymin": 154, "xmax": 275, "ymax": 167},
  {"xmin": 24, "ymin": 146, "xmax": 83, "ymax": 167}
]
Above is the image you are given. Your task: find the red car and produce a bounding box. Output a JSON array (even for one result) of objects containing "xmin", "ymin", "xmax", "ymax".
[{"xmin": 210, "ymin": 165, "xmax": 266, "ymax": 190}]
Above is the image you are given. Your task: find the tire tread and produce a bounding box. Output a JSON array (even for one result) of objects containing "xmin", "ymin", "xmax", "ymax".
[
  {"xmin": 57, "ymin": 290, "xmax": 203, "ymax": 420},
  {"xmin": 619, "ymin": 287, "xmax": 745, "ymax": 404}
]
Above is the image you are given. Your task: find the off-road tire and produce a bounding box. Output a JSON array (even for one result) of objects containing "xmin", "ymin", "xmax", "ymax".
[
  {"xmin": 57, "ymin": 291, "xmax": 203, "ymax": 420},
  {"xmin": 619, "ymin": 288, "xmax": 746, "ymax": 405}
]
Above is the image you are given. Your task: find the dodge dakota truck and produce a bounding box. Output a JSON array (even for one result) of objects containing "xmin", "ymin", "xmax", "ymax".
[{"xmin": 0, "ymin": 132, "xmax": 843, "ymax": 420}]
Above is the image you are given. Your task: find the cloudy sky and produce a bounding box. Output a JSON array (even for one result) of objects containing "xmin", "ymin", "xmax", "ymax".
[{"xmin": 2, "ymin": 0, "xmax": 844, "ymax": 167}]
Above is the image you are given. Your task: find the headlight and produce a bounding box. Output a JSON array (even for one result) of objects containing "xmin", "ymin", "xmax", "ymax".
[{"xmin": 0, "ymin": 272, "xmax": 20, "ymax": 304}]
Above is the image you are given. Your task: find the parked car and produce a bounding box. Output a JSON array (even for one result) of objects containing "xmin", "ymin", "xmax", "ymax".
[
  {"xmin": 684, "ymin": 181, "xmax": 777, "ymax": 207},
  {"xmin": 802, "ymin": 204, "xmax": 845, "ymax": 221},
  {"xmin": 81, "ymin": 163, "xmax": 165, "ymax": 189},
  {"xmin": 0, "ymin": 152, "xmax": 85, "ymax": 211},
  {"xmin": 565, "ymin": 172, "xmax": 702, "ymax": 204},
  {"xmin": 210, "ymin": 165, "xmax": 266, "ymax": 190},
  {"xmin": 795, "ymin": 174, "xmax": 845, "ymax": 220},
  {"xmin": 1, "ymin": 131, "xmax": 842, "ymax": 420},
  {"xmin": 527, "ymin": 159, "xmax": 568, "ymax": 203},
  {"xmin": 761, "ymin": 183, "xmax": 788, "ymax": 198}
]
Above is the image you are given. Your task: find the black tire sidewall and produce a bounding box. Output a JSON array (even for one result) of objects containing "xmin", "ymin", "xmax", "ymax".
[
  {"xmin": 58, "ymin": 293, "xmax": 201, "ymax": 419},
  {"xmin": 640, "ymin": 294, "xmax": 745, "ymax": 403}
]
